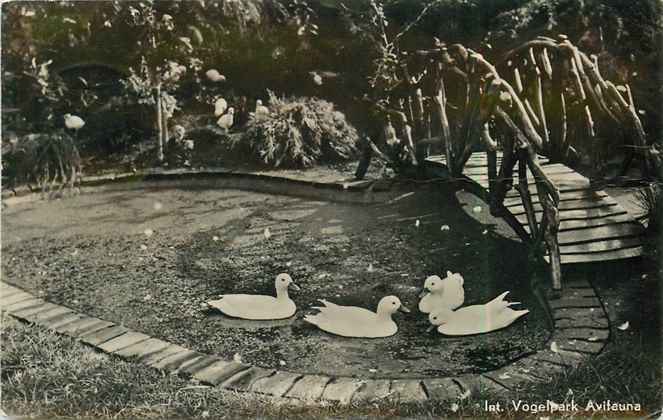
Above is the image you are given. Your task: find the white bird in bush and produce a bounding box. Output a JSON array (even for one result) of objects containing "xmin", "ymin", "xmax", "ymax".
[
  {"xmin": 214, "ymin": 97, "xmax": 228, "ymax": 117},
  {"xmin": 310, "ymin": 71, "xmax": 323, "ymax": 86},
  {"xmin": 255, "ymin": 99, "xmax": 270, "ymax": 120},
  {"xmin": 217, "ymin": 107, "xmax": 234, "ymax": 133},
  {"xmin": 206, "ymin": 69, "xmax": 226, "ymax": 82},
  {"xmin": 64, "ymin": 113, "xmax": 85, "ymax": 130},
  {"xmin": 385, "ymin": 119, "xmax": 399, "ymax": 146}
]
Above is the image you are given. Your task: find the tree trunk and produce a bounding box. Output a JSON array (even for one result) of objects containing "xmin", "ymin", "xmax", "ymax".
[{"xmin": 155, "ymin": 83, "xmax": 164, "ymax": 163}]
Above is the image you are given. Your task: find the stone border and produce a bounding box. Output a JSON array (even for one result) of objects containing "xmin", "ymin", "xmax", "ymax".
[
  {"xmin": 1, "ymin": 277, "xmax": 610, "ymax": 404},
  {"xmin": 1, "ymin": 167, "xmax": 406, "ymax": 207}
]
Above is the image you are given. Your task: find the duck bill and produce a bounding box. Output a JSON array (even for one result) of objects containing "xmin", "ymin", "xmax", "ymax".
[
  {"xmin": 290, "ymin": 283, "xmax": 301, "ymax": 291},
  {"xmin": 426, "ymin": 324, "xmax": 437, "ymax": 333},
  {"xmin": 418, "ymin": 288, "xmax": 429, "ymax": 298},
  {"xmin": 398, "ymin": 305, "xmax": 411, "ymax": 314}
]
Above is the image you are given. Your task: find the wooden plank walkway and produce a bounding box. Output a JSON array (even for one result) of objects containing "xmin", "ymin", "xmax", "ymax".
[{"xmin": 425, "ymin": 152, "xmax": 645, "ymax": 265}]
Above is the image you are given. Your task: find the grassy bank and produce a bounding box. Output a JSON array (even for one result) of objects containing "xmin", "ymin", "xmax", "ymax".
[{"xmin": 2, "ymin": 312, "xmax": 661, "ymax": 419}]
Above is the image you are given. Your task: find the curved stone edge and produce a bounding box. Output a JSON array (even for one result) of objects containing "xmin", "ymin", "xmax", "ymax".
[
  {"xmin": 1, "ymin": 167, "xmax": 403, "ymax": 207},
  {"xmin": 0, "ymin": 275, "xmax": 610, "ymax": 405}
]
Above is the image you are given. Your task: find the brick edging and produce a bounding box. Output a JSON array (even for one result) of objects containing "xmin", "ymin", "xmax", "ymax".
[{"xmin": 1, "ymin": 279, "xmax": 609, "ymax": 404}]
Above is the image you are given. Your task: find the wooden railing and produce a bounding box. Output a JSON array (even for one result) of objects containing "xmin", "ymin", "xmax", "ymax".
[{"xmin": 358, "ymin": 36, "xmax": 655, "ymax": 290}]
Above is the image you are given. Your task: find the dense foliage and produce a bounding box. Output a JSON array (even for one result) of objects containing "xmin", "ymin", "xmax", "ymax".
[
  {"xmin": 1, "ymin": 0, "xmax": 661, "ymax": 177},
  {"xmin": 237, "ymin": 92, "xmax": 359, "ymax": 167}
]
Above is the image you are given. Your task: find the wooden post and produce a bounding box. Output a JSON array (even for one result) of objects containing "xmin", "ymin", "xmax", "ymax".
[
  {"xmin": 541, "ymin": 193, "xmax": 562, "ymax": 291},
  {"xmin": 487, "ymin": 148, "xmax": 498, "ymax": 214},
  {"xmin": 515, "ymin": 149, "xmax": 538, "ymax": 240},
  {"xmin": 433, "ymin": 62, "xmax": 454, "ymax": 173}
]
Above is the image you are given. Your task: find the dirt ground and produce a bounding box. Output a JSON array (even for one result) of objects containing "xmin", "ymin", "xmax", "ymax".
[{"xmin": 2, "ymin": 183, "xmax": 551, "ymax": 379}]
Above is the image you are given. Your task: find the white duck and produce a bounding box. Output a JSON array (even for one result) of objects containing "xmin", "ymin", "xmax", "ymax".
[
  {"xmin": 304, "ymin": 295, "xmax": 410, "ymax": 338},
  {"xmin": 216, "ymin": 107, "xmax": 234, "ymax": 133},
  {"xmin": 427, "ymin": 291, "xmax": 529, "ymax": 336},
  {"xmin": 64, "ymin": 113, "xmax": 85, "ymax": 130},
  {"xmin": 254, "ymin": 99, "xmax": 270, "ymax": 120},
  {"xmin": 418, "ymin": 271, "xmax": 465, "ymax": 313},
  {"xmin": 214, "ymin": 97, "xmax": 228, "ymax": 117},
  {"xmin": 205, "ymin": 273, "xmax": 301, "ymax": 320},
  {"xmin": 206, "ymin": 69, "xmax": 226, "ymax": 82}
]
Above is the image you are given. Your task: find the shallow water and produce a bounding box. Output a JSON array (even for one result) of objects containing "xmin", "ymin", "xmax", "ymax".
[{"xmin": 2, "ymin": 183, "xmax": 551, "ymax": 378}]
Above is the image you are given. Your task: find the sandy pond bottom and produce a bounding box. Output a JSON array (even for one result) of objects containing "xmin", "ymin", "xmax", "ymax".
[{"xmin": 2, "ymin": 184, "xmax": 551, "ymax": 379}]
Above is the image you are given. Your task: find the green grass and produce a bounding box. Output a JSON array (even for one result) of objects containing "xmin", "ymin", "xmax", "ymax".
[{"xmin": 2, "ymin": 313, "xmax": 661, "ymax": 419}]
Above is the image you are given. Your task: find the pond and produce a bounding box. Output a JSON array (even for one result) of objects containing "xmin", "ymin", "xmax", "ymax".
[{"xmin": 2, "ymin": 182, "xmax": 551, "ymax": 379}]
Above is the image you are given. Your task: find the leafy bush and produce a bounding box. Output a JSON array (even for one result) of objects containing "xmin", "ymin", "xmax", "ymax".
[
  {"xmin": 3, "ymin": 131, "xmax": 81, "ymax": 196},
  {"xmin": 237, "ymin": 92, "xmax": 359, "ymax": 168},
  {"xmin": 636, "ymin": 183, "xmax": 662, "ymax": 233}
]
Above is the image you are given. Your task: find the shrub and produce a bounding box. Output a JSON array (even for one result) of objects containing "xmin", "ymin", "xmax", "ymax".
[
  {"xmin": 237, "ymin": 92, "xmax": 359, "ymax": 168},
  {"xmin": 3, "ymin": 131, "xmax": 81, "ymax": 196}
]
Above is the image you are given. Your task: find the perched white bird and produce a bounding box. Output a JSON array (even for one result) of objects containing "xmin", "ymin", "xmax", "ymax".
[
  {"xmin": 310, "ymin": 72, "xmax": 323, "ymax": 86},
  {"xmin": 254, "ymin": 99, "xmax": 270, "ymax": 120},
  {"xmin": 427, "ymin": 291, "xmax": 529, "ymax": 336},
  {"xmin": 418, "ymin": 271, "xmax": 465, "ymax": 313},
  {"xmin": 214, "ymin": 97, "xmax": 228, "ymax": 117},
  {"xmin": 216, "ymin": 107, "xmax": 234, "ymax": 133},
  {"xmin": 64, "ymin": 113, "xmax": 85, "ymax": 130},
  {"xmin": 206, "ymin": 69, "xmax": 226, "ymax": 82},
  {"xmin": 205, "ymin": 273, "xmax": 301, "ymax": 320},
  {"xmin": 304, "ymin": 295, "xmax": 410, "ymax": 338},
  {"xmin": 385, "ymin": 120, "xmax": 399, "ymax": 146}
]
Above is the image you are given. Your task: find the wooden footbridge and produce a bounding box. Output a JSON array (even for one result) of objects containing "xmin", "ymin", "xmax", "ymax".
[
  {"xmin": 425, "ymin": 152, "xmax": 645, "ymax": 264},
  {"xmin": 358, "ymin": 35, "xmax": 654, "ymax": 290}
]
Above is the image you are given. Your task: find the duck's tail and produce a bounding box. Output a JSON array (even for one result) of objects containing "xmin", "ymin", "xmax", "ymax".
[
  {"xmin": 511, "ymin": 309, "xmax": 530, "ymax": 319},
  {"xmin": 303, "ymin": 314, "xmax": 319, "ymax": 326},
  {"xmin": 317, "ymin": 299, "xmax": 338, "ymax": 307},
  {"xmin": 488, "ymin": 291, "xmax": 510, "ymax": 306}
]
